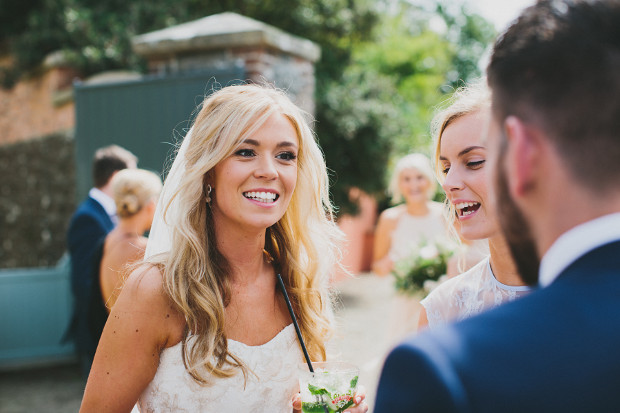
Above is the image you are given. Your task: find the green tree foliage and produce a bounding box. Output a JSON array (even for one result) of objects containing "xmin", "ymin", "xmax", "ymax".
[
  {"xmin": 348, "ymin": 1, "xmax": 495, "ymax": 206},
  {"xmin": 318, "ymin": 67, "xmax": 404, "ymax": 211},
  {"xmin": 0, "ymin": 0, "xmax": 44, "ymax": 41},
  {"xmin": 435, "ymin": 1, "xmax": 496, "ymax": 88},
  {"xmin": 354, "ymin": 14, "xmax": 454, "ymax": 156}
]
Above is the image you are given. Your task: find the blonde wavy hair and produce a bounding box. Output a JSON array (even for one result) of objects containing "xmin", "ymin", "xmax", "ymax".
[
  {"xmin": 431, "ymin": 79, "xmax": 491, "ymax": 230},
  {"xmin": 147, "ymin": 84, "xmax": 342, "ymax": 385},
  {"xmin": 111, "ymin": 169, "xmax": 162, "ymax": 218}
]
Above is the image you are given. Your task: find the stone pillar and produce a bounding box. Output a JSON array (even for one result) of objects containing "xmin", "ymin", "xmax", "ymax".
[{"xmin": 132, "ymin": 12, "xmax": 320, "ymax": 115}]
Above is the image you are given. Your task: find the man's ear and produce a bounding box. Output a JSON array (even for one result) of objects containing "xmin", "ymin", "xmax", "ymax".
[{"xmin": 503, "ymin": 116, "xmax": 542, "ymax": 198}]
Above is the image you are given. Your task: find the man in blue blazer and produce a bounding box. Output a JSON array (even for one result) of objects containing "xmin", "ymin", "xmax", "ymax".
[
  {"xmin": 375, "ymin": 1, "xmax": 620, "ymax": 411},
  {"xmin": 65, "ymin": 145, "xmax": 137, "ymax": 377}
]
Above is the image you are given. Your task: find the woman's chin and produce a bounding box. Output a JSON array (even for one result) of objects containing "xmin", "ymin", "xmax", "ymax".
[{"xmin": 405, "ymin": 195, "xmax": 428, "ymax": 205}]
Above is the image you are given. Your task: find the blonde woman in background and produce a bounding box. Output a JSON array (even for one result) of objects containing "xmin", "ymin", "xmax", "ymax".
[
  {"xmin": 100, "ymin": 168, "xmax": 162, "ymax": 310},
  {"xmin": 372, "ymin": 153, "xmax": 448, "ymax": 277},
  {"xmin": 418, "ymin": 80, "xmax": 531, "ymax": 330},
  {"xmin": 372, "ymin": 153, "xmax": 450, "ymax": 344},
  {"xmin": 80, "ymin": 85, "xmax": 368, "ymax": 413},
  {"xmin": 87, "ymin": 168, "xmax": 162, "ymax": 351}
]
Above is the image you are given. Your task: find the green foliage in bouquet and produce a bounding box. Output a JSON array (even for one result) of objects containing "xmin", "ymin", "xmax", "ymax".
[{"xmin": 391, "ymin": 241, "xmax": 454, "ymax": 296}]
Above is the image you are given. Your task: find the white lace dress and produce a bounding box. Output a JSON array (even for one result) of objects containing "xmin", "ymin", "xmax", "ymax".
[
  {"xmin": 137, "ymin": 324, "xmax": 302, "ymax": 412},
  {"xmin": 421, "ymin": 257, "xmax": 532, "ymax": 328}
]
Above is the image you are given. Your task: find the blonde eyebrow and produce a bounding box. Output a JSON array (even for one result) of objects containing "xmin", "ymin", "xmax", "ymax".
[
  {"xmin": 242, "ymin": 139, "xmax": 298, "ymax": 150},
  {"xmin": 439, "ymin": 145, "xmax": 485, "ymax": 161}
]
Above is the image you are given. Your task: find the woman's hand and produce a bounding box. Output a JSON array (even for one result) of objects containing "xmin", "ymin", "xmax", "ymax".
[{"xmin": 292, "ymin": 385, "xmax": 368, "ymax": 413}]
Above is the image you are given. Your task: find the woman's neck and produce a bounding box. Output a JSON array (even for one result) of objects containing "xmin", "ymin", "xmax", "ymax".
[
  {"xmin": 487, "ymin": 235, "xmax": 527, "ymax": 286},
  {"xmin": 215, "ymin": 226, "xmax": 270, "ymax": 283},
  {"xmin": 405, "ymin": 200, "xmax": 430, "ymax": 216},
  {"xmin": 115, "ymin": 218, "xmax": 145, "ymax": 237}
]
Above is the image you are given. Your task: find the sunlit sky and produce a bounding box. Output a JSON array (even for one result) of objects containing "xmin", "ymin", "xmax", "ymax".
[{"xmin": 466, "ymin": 0, "xmax": 537, "ymax": 31}]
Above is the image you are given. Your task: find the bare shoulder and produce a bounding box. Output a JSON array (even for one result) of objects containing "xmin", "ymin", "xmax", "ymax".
[
  {"xmin": 113, "ymin": 264, "xmax": 185, "ymax": 348},
  {"xmin": 378, "ymin": 205, "xmax": 405, "ymax": 225},
  {"xmin": 126, "ymin": 236, "xmax": 148, "ymax": 254},
  {"xmin": 119, "ymin": 236, "xmax": 148, "ymax": 262},
  {"xmin": 121, "ymin": 264, "xmax": 165, "ymax": 299},
  {"xmin": 381, "ymin": 205, "xmax": 405, "ymax": 220},
  {"xmin": 81, "ymin": 264, "xmax": 185, "ymax": 411}
]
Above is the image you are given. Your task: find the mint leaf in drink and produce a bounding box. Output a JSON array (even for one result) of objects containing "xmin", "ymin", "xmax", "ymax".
[
  {"xmin": 350, "ymin": 376, "xmax": 358, "ymax": 388},
  {"xmin": 308, "ymin": 383, "xmax": 329, "ymax": 396}
]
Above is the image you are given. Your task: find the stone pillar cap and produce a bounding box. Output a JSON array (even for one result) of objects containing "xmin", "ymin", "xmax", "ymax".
[{"xmin": 132, "ymin": 12, "xmax": 320, "ymax": 62}]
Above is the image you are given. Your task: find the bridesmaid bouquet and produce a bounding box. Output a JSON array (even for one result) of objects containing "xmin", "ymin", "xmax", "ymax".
[{"xmin": 391, "ymin": 240, "xmax": 454, "ymax": 297}]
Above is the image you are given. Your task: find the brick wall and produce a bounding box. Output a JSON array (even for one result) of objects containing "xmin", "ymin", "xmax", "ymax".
[{"xmin": 0, "ymin": 64, "xmax": 77, "ymax": 145}]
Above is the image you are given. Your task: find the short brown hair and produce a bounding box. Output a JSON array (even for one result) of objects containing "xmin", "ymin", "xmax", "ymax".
[
  {"xmin": 92, "ymin": 145, "xmax": 137, "ymax": 188},
  {"xmin": 487, "ymin": 0, "xmax": 620, "ymax": 191}
]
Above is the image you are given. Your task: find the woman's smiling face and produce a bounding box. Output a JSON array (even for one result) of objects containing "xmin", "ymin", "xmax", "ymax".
[
  {"xmin": 398, "ymin": 167, "xmax": 432, "ymax": 205},
  {"xmin": 439, "ymin": 110, "xmax": 498, "ymax": 241},
  {"xmin": 210, "ymin": 112, "xmax": 299, "ymax": 233}
]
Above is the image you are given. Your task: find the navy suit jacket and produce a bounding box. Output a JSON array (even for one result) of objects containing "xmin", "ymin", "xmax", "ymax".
[
  {"xmin": 65, "ymin": 196, "xmax": 114, "ymax": 355},
  {"xmin": 375, "ymin": 240, "xmax": 620, "ymax": 413}
]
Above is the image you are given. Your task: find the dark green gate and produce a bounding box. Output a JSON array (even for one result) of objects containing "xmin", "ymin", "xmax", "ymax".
[{"xmin": 73, "ymin": 68, "xmax": 244, "ymax": 201}]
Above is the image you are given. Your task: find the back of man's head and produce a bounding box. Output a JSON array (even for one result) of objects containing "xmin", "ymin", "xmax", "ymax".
[
  {"xmin": 92, "ymin": 145, "xmax": 138, "ymax": 188},
  {"xmin": 487, "ymin": 0, "xmax": 620, "ymax": 192}
]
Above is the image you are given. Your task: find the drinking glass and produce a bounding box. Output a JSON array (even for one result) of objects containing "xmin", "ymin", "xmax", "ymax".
[{"xmin": 298, "ymin": 361, "xmax": 359, "ymax": 413}]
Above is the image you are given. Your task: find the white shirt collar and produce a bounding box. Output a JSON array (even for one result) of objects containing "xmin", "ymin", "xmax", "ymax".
[
  {"xmin": 539, "ymin": 212, "xmax": 620, "ymax": 287},
  {"xmin": 89, "ymin": 187, "xmax": 117, "ymax": 219}
]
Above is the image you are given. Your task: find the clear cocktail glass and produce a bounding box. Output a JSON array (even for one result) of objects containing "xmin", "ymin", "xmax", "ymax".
[{"xmin": 298, "ymin": 361, "xmax": 359, "ymax": 413}]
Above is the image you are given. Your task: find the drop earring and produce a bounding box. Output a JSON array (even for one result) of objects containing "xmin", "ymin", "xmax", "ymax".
[{"xmin": 205, "ymin": 184, "xmax": 212, "ymax": 203}]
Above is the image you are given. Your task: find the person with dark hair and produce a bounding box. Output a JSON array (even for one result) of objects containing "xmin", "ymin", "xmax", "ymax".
[
  {"xmin": 375, "ymin": 1, "xmax": 620, "ymax": 411},
  {"xmin": 65, "ymin": 144, "xmax": 137, "ymax": 377}
]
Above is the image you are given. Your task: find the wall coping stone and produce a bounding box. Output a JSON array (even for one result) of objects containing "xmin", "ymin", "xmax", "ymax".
[{"xmin": 132, "ymin": 12, "xmax": 320, "ymax": 62}]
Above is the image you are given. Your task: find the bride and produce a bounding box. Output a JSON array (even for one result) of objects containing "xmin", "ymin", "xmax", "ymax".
[{"xmin": 79, "ymin": 85, "xmax": 368, "ymax": 412}]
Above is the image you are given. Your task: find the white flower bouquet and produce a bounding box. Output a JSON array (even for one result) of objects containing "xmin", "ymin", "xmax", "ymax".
[{"xmin": 391, "ymin": 240, "xmax": 454, "ymax": 297}]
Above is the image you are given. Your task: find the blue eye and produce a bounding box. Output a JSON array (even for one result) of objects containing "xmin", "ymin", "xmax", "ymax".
[
  {"xmin": 277, "ymin": 151, "xmax": 297, "ymax": 161},
  {"xmin": 235, "ymin": 149, "xmax": 255, "ymax": 157}
]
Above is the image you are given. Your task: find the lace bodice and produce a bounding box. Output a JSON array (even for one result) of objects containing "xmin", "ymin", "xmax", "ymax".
[
  {"xmin": 388, "ymin": 203, "xmax": 448, "ymax": 262},
  {"xmin": 137, "ymin": 324, "xmax": 302, "ymax": 412},
  {"xmin": 421, "ymin": 257, "xmax": 531, "ymax": 328}
]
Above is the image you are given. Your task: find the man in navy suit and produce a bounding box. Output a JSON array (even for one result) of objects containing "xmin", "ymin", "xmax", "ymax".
[
  {"xmin": 65, "ymin": 144, "xmax": 137, "ymax": 377},
  {"xmin": 375, "ymin": 1, "xmax": 620, "ymax": 411}
]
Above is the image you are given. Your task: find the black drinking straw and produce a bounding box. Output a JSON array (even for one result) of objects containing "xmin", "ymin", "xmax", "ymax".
[
  {"xmin": 276, "ymin": 273, "xmax": 329, "ymax": 413},
  {"xmin": 276, "ymin": 273, "xmax": 314, "ymax": 371}
]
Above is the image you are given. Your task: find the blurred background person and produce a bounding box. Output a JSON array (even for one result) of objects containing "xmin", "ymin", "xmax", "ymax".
[
  {"xmin": 418, "ymin": 81, "xmax": 530, "ymax": 330},
  {"xmin": 372, "ymin": 152, "xmax": 450, "ymax": 343},
  {"xmin": 64, "ymin": 144, "xmax": 137, "ymax": 377},
  {"xmin": 372, "ymin": 153, "xmax": 447, "ymax": 277},
  {"xmin": 87, "ymin": 168, "xmax": 163, "ymax": 348}
]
